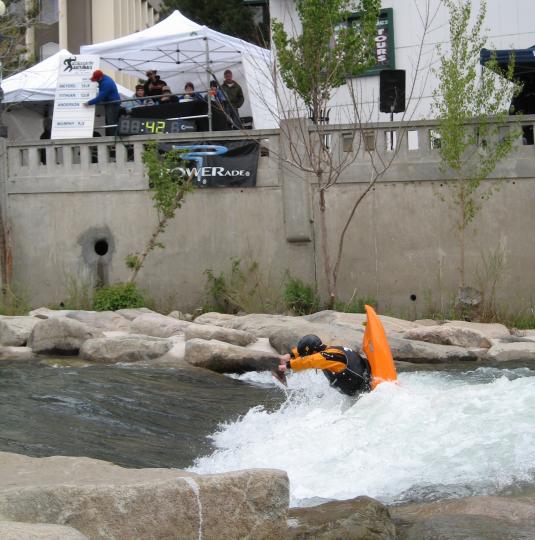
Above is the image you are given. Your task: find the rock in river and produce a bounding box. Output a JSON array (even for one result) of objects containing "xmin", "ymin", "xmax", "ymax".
[
  {"xmin": 185, "ymin": 338, "xmax": 281, "ymax": 373},
  {"xmin": 80, "ymin": 335, "xmax": 173, "ymax": 363},
  {"xmin": 65, "ymin": 310, "xmax": 131, "ymax": 332},
  {"xmin": 486, "ymin": 341, "xmax": 535, "ymax": 362},
  {"xmin": 0, "ymin": 521, "xmax": 88, "ymax": 539},
  {"xmin": 184, "ymin": 322, "xmax": 256, "ymax": 346},
  {"xmin": 288, "ymin": 496, "xmax": 396, "ymax": 539},
  {"xmin": 0, "ymin": 451, "xmax": 289, "ymax": 540},
  {"xmin": 131, "ymin": 313, "xmax": 189, "ymax": 338},
  {"xmin": 403, "ymin": 324, "xmax": 492, "ymax": 348},
  {"xmin": 0, "ymin": 316, "xmax": 39, "ymax": 346},
  {"xmin": 27, "ymin": 318, "xmax": 103, "ymax": 355}
]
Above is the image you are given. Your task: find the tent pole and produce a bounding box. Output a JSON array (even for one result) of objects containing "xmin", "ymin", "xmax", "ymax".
[{"xmin": 205, "ymin": 38, "xmax": 212, "ymax": 132}]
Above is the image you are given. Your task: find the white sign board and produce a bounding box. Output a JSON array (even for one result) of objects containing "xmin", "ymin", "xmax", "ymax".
[{"xmin": 51, "ymin": 55, "xmax": 100, "ymax": 139}]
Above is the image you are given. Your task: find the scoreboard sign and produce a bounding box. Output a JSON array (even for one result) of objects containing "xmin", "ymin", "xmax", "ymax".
[{"xmin": 349, "ymin": 8, "xmax": 395, "ymax": 76}]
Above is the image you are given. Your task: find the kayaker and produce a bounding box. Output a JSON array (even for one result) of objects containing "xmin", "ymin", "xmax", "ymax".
[{"xmin": 278, "ymin": 334, "xmax": 371, "ymax": 396}]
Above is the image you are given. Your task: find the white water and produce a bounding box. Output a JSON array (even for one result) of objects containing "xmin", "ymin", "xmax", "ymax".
[{"xmin": 190, "ymin": 367, "xmax": 535, "ymax": 506}]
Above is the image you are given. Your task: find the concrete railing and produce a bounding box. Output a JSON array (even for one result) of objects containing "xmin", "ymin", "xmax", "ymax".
[
  {"xmin": 6, "ymin": 129, "xmax": 281, "ymax": 193},
  {"xmin": 7, "ymin": 115, "xmax": 535, "ymax": 192}
]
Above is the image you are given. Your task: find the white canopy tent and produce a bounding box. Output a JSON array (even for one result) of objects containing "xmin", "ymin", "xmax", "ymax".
[
  {"xmin": 2, "ymin": 49, "xmax": 133, "ymax": 102},
  {"xmin": 1, "ymin": 49, "xmax": 133, "ymax": 140},
  {"xmin": 81, "ymin": 11, "xmax": 277, "ymax": 129}
]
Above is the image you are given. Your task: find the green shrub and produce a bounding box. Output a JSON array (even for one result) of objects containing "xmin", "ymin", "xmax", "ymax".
[
  {"xmin": 283, "ymin": 275, "xmax": 320, "ymax": 315},
  {"xmin": 63, "ymin": 276, "xmax": 93, "ymax": 310},
  {"xmin": 333, "ymin": 296, "xmax": 377, "ymax": 314},
  {"xmin": 0, "ymin": 285, "xmax": 29, "ymax": 315},
  {"xmin": 92, "ymin": 282, "xmax": 146, "ymax": 311},
  {"xmin": 203, "ymin": 258, "xmax": 284, "ymax": 314}
]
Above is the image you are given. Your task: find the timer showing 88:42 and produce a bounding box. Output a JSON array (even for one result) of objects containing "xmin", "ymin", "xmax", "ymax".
[{"xmin": 118, "ymin": 117, "xmax": 197, "ymax": 135}]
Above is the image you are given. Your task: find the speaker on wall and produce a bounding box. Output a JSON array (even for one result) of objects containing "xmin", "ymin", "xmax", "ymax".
[{"xmin": 380, "ymin": 69, "xmax": 406, "ymax": 114}]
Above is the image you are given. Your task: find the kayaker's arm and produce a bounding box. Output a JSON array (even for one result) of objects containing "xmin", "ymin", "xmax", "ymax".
[{"xmin": 289, "ymin": 352, "xmax": 346, "ymax": 373}]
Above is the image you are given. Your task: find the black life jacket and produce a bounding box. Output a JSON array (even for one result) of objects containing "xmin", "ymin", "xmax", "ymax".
[{"xmin": 321, "ymin": 346, "xmax": 371, "ymax": 396}]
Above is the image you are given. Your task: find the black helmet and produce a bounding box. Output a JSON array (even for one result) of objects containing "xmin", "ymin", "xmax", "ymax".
[{"xmin": 297, "ymin": 334, "xmax": 325, "ymax": 356}]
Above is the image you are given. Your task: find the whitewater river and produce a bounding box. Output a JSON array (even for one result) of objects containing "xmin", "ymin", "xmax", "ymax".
[{"xmin": 2, "ymin": 360, "xmax": 535, "ymax": 507}]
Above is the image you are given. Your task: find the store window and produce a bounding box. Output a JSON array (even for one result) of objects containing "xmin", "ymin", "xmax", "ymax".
[{"xmin": 40, "ymin": 0, "xmax": 59, "ymax": 24}]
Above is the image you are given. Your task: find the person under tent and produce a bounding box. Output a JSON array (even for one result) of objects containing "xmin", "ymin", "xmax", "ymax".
[{"xmin": 85, "ymin": 70, "xmax": 121, "ymax": 136}]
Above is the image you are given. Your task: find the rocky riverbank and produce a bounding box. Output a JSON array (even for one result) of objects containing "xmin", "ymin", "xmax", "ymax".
[
  {"xmin": 2, "ymin": 307, "xmax": 535, "ymax": 538},
  {"xmin": 2, "ymin": 451, "xmax": 535, "ymax": 539},
  {"xmin": 2, "ymin": 306, "xmax": 534, "ymax": 370}
]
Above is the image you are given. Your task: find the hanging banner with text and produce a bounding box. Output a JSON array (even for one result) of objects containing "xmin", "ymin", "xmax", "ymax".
[
  {"xmin": 161, "ymin": 140, "xmax": 260, "ymax": 188},
  {"xmin": 51, "ymin": 54, "xmax": 100, "ymax": 139},
  {"xmin": 349, "ymin": 8, "xmax": 395, "ymax": 76}
]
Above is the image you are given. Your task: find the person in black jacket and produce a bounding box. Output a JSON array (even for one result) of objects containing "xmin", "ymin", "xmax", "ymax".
[
  {"xmin": 144, "ymin": 69, "xmax": 167, "ymax": 102},
  {"xmin": 278, "ymin": 334, "xmax": 371, "ymax": 396}
]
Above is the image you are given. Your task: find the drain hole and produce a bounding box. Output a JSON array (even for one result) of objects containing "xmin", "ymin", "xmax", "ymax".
[
  {"xmin": 94, "ymin": 239, "xmax": 109, "ymax": 256},
  {"xmin": 410, "ymin": 294, "xmax": 417, "ymax": 302}
]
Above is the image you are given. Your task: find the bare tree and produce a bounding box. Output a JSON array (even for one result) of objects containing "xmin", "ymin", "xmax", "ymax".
[{"xmin": 244, "ymin": 0, "xmax": 440, "ymax": 307}]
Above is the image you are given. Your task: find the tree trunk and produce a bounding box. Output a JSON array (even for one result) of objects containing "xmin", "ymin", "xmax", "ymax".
[
  {"xmin": 318, "ymin": 187, "xmax": 335, "ymax": 308},
  {"xmin": 459, "ymin": 185, "xmax": 466, "ymax": 289}
]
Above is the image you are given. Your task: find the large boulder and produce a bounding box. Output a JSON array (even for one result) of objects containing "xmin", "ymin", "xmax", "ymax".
[
  {"xmin": 194, "ymin": 312, "xmax": 241, "ymax": 326},
  {"xmin": 391, "ymin": 493, "xmax": 535, "ymax": 523},
  {"xmin": 389, "ymin": 337, "xmax": 477, "ymax": 363},
  {"xmin": 0, "ymin": 452, "xmax": 288, "ymax": 540},
  {"xmin": 0, "ymin": 522, "xmax": 88, "ymax": 539},
  {"xmin": 304, "ymin": 310, "xmax": 418, "ymax": 335},
  {"xmin": 28, "ymin": 307, "xmax": 72, "ymax": 319},
  {"xmin": 27, "ymin": 318, "xmax": 103, "ymax": 355},
  {"xmin": 79, "ymin": 335, "xmax": 173, "ymax": 363},
  {"xmin": 185, "ymin": 338, "xmax": 281, "ymax": 373},
  {"xmin": 486, "ymin": 342, "xmax": 535, "ymax": 362},
  {"xmin": 288, "ymin": 496, "xmax": 396, "ymax": 539},
  {"xmin": 268, "ymin": 322, "xmax": 363, "ymax": 355},
  {"xmin": 444, "ymin": 320, "xmax": 510, "ymax": 340},
  {"xmin": 185, "ymin": 323, "xmax": 256, "ymax": 346},
  {"xmin": 0, "ymin": 346, "xmax": 35, "ymax": 362},
  {"xmin": 130, "ymin": 313, "xmax": 189, "ymax": 338},
  {"xmin": 403, "ymin": 325, "xmax": 492, "ymax": 348},
  {"xmin": 400, "ymin": 514, "xmax": 535, "ymax": 540},
  {"xmin": 66, "ymin": 311, "xmax": 131, "ymax": 332},
  {"xmin": 115, "ymin": 307, "xmax": 155, "ymax": 321},
  {"xmin": 392, "ymin": 494, "xmax": 535, "ymax": 540},
  {"xmin": 0, "ymin": 316, "xmax": 39, "ymax": 346}
]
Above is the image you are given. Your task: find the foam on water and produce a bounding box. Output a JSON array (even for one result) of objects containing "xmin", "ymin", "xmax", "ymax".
[{"xmin": 190, "ymin": 367, "xmax": 535, "ymax": 506}]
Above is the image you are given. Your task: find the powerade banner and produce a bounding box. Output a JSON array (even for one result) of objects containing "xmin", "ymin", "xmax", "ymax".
[{"xmin": 162, "ymin": 140, "xmax": 260, "ymax": 188}]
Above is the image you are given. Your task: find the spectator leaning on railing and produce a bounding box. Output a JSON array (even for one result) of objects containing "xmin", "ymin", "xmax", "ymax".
[
  {"xmin": 178, "ymin": 82, "xmax": 202, "ymax": 103},
  {"xmin": 84, "ymin": 70, "xmax": 121, "ymax": 136},
  {"xmin": 124, "ymin": 84, "xmax": 154, "ymax": 112},
  {"xmin": 160, "ymin": 86, "xmax": 179, "ymax": 103}
]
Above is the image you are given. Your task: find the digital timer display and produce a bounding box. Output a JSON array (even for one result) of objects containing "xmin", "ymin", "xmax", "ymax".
[{"xmin": 118, "ymin": 117, "xmax": 197, "ymax": 135}]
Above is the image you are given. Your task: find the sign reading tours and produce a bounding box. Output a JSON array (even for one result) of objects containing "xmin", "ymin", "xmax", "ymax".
[
  {"xmin": 51, "ymin": 55, "xmax": 100, "ymax": 139},
  {"xmin": 349, "ymin": 8, "xmax": 395, "ymax": 76}
]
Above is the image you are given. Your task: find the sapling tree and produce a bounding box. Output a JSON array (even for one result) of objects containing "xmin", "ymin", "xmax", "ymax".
[
  {"xmin": 432, "ymin": 0, "xmax": 520, "ymax": 290},
  {"xmin": 272, "ymin": 0, "xmax": 379, "ymax": 307},
  {"xmin": 126, "ymin": 142, "xmax": 194, "ymax": 283},
  {"xmin": 0, "ymin": 1, "xmax": 41, "ymax": 75}
]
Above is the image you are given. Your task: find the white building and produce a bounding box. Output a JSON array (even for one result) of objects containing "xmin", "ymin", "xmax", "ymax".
[{"xmin": 270, "ymin": 0, "xmax": 535, "ymax": 122}]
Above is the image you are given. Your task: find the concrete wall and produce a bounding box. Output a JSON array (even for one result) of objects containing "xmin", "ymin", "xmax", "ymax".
[{"xmin": 3, "ymin": 118, "xmax": 535, "ymax": 316}]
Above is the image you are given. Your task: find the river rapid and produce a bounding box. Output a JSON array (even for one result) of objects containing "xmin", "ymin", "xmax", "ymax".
[{"xmin": 2, "ymin": 359, "xmax": 535, "ymax": 508}]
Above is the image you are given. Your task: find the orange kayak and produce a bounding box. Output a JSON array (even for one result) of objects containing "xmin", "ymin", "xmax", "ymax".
[{"xmin": 362, "ymin": 305, "xmax": 398, "ymax": 389}]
